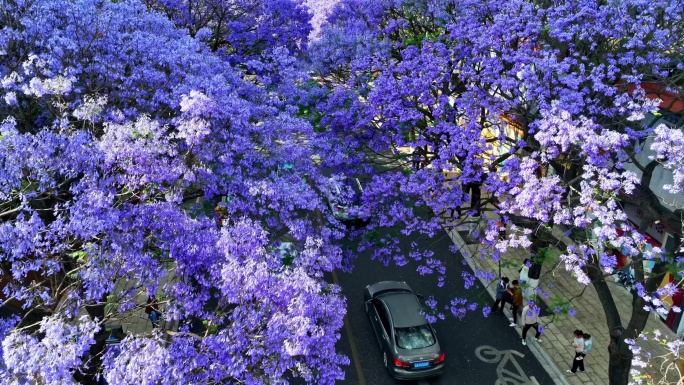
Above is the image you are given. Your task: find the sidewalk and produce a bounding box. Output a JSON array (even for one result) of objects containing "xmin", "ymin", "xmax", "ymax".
[
  {"xmin": 442, "ymin": 215, "xmax": 678, "ymax": 385},
  {"xmin": 79, "ymin": 262, "xmax": 179, "ymax": 341},
  {"xmin": 106, "ymin": 272, "xmax": 178, "ymax": 336}
]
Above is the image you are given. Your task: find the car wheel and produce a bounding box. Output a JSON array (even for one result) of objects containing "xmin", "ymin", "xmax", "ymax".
[
  {"xmin": 364, "ymin": 301, "xmax": 368, "ymax": 314},
  {"xmin": 383, "ymin": 352, "xmax": 387, "ymax": 368}
]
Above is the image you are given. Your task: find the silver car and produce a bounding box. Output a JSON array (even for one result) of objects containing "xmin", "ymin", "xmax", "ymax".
[
  {"xmin": 363, "ymin": 281, "xmax": 445, "ymax": 380},
  {"xmin": 326, "ymin": 177, "xmax": 367, "ymax": 223}
]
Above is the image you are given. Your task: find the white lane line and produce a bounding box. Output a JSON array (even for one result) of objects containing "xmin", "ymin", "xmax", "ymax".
[{"xmin": 332, "ymin": 270, "xmax": 367, "ymax": 385}]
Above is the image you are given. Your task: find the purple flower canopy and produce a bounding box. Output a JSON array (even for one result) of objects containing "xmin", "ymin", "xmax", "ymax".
[
  {"xmin": 0, "ymin": 0, "xmax": 348, "ymax": 383},
  {"xmin": 310, "ymin": 0, "xmax": 682, "ymax": 281},
  {"xmin": 0, "ymin": 0, "xmax": 683, "ymax": 383},
  {"xmin": 308, "ymin": 0, "xmax": 683, "ymax": 381}
]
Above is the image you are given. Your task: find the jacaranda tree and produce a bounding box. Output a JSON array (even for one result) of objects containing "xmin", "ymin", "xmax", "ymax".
[
  {"xmin": 2, "ymin": 0, "xmax": 684, "ymax": 383},
  {"xmin": 143, "ymin": 0, "xmax": 311, "ymax": 63},
  {"xmin": 308, "ymin": 0, "xmax": 684, "ymax": 383},
  {"xmin": 0, "ymin": 0, "xmax": 349, "ymax": 384}
]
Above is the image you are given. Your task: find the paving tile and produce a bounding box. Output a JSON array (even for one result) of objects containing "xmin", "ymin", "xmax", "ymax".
[
  {"xmin": 567, "ymin": 375, "xmax": 584, "ymax": 385},
  {"xmin": 551, "ymin": 342, "xmax": 567, "ymax": 353},
  {"xmin": 80, "ymin": 262, "xmax": 181, "ymax": 340},
  {"xmin": 545, "ymin": 333, "xmax": 559, "ymax": 342}
]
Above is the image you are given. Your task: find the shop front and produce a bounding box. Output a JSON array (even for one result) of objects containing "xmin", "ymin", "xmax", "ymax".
[{"xmin": 611, "ymin": 204, "xmax": 682, "ymax": 335}]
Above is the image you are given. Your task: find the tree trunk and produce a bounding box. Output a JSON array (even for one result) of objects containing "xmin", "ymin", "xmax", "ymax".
[
  {"xmin": 581, "ymin": 210, "xmax": 671, "ymax": 385},
  {"xmin": 605, "ymin": 265, "xmax": 665, "ymax": 385},
  {"xmin": 586, "ymin": 257, "xmax": 631, "ymax": 385},
  {"xmin": 77, "ymin": 301, "xmax": 108, "ymax": 384},
  {"xmin": 592, "ymin": 259, "xmax": 668, "ymax": 384},
  {"xmin": 608, "ymin": 327, "xmax": 632, "ymax": 385}
]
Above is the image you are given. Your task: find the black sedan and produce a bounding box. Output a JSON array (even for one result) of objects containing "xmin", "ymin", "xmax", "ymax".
[{"xmin": 363, "ymin": 281, "xmax": 445, "ymax": 380}]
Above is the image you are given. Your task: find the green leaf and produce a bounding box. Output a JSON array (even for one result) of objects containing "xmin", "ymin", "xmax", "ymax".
[
  {"xmin": 68, "ymin": 250, "xmax": 88, "ymax": 261},
  {"xmin": 362, "ymin": 230, "xmax": 382, "ymax": 245},
  {"xmin": 281, "ymin": 253, "xmax": 295, "ymax": 267}
]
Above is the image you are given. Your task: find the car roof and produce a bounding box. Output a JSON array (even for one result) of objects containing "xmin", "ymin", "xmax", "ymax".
[
  {"xmin": 329, "ymin": 176, "xmax": 363, "ymax": 189},
  {"xmin": 366, "ymin": 281, "xmax": 412, "ymax": 296},
  {"xmin": 380, "ymin": 293, "xmax": 427, "ymax": 328}
]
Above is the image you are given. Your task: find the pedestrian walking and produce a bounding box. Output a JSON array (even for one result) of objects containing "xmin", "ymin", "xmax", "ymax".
[
  {"xmin": 411, "ymin": 148, "xmax": 421, "ymax": 170},
  {"xmin": 501, "ymin": 282, "xmax": 514, "ymax": 312},
  {"xmin": 521, "ymin": 301, "xmax": 542, "ymax": 346},
  {"xmin": 508, "ymin": 280, "xmax": 523, "ymax": 327},
  {"xmin": 464, "ymin": 182, "xmax": 482, "ymax": 216},
  {"xmin": 566, "ymin": 330, "xmax": 585, "ymax": 373},
  {"xmin": 145, "ymin": 295, "xmax": 162, "ymax": 328},
  {"xmin": 496, "ymin": 218, "xmax": 506, "ymax": 241},
  {"xmin": 568, "ymin": 332, "xmax": 592, "ymax": 373},
  {"xmin": 492, "ymin": 277, "xmax": 510, "ymax": 313}
]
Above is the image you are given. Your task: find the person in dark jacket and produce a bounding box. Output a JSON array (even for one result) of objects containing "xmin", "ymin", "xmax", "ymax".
[
  {"xmin": 145, "ymin": 295, "xmax": 162, "ymax": 328},
  {"xmin": 492, "ymin": 277, "xmax": 510, "ymax": 314}
]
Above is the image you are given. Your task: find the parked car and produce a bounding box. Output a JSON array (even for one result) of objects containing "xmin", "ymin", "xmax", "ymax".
[
  {"xmin": 325, "ymin": 176, "xmax": 367, "ymax": 223},
  {"xmin": 363, "ymin": 281, "xmax": 445, "ymax": 380}
]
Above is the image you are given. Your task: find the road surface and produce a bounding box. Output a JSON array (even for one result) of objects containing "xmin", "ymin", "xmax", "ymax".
[{"xmin": 333, "ymin": 227, "xmax": 555, "ymax": 385}]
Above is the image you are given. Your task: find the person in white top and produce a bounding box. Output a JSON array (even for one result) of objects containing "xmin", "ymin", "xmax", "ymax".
[
  {"xmin": 521, "ymin": 301, "xmax": 542, "ymax": 346},
  {"xmin": 519, "ymin": 259, "xmax": 530, "ymax": 284},
  {"xmin": 567, "ymin": 329, "xmax": 586, "ymax": 373}
]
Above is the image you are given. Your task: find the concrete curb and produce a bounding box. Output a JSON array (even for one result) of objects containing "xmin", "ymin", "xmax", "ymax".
[{"xmin": 444, "ymin": 225, "xmax": 571, "ymax": 385}]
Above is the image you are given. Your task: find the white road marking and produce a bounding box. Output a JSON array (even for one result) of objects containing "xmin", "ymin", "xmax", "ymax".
[{"xmin": 475, "ymin": 345, "xmax": 537, "ymax": 385}]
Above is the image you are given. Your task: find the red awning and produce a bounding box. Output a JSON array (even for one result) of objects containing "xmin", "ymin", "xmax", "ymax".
[{"xmin": 622, "ymin": 82, "xmax": 684, "ymax": 114}]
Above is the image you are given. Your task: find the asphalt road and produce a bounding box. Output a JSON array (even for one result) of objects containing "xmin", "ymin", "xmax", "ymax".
[{"xmin": 332, "ymin": 228, "xmax": 556, "ymax": 385}]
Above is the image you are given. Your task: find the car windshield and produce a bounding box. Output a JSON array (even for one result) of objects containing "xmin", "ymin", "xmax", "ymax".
[
  {"xmin": 330, "ymin": 180, "xmax": 362, "ymax": 205},
  {"xmin": 395, "ymin": 325, "xmax": 436, "ymax": 350},
  {"xmin": 348, "ymin": 189, "xmax": 361, "ymax": 205}
]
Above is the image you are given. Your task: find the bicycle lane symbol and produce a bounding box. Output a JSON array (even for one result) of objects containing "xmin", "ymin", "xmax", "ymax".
[{"xmin": 475, "ymin": 345, "xmax": 537, "ymax": 385}]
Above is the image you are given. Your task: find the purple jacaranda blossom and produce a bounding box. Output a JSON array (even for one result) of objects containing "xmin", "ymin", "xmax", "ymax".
[
  {"xmin": 651, "ymin": 124, "xmax": 684, "ymax": 194},
  {"xmin": 0, "ymin": 0, "xmax": 349, "ymax": 382},
  {"xmin": 144, "ymin": 0, "xmax": 311, "ymax": 64},
  {"xmin": 462, "ymin": 272, "xmax": 476, "ymax": 289},
  {"xmin": 2, "ymin": 0, "xmax": 684, "ymax": 383},
  {"xmin": 2, "ymin": 316, "xmax": 99, "ymax": 385},
  {"xmin": 482, "ymin": 306, "xmax": 492, "ymax": 318}
]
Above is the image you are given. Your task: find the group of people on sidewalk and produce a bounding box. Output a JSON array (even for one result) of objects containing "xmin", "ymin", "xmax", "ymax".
[
  {"xmin": 492, "ymin": 274, "xmax": 594, "ymax": 375},
  {"xmin": 492, "ymin": 277, "xmax": 543, "ymax": 346}
]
